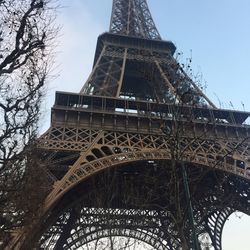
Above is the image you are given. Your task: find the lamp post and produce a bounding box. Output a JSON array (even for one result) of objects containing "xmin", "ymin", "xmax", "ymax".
[{"xmin": 181, "ymin": 161, "xmax": 200, "ymax": 250}]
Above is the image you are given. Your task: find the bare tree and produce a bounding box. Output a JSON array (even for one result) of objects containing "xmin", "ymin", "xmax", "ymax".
[{"xmin": 0, "ymin": 0, "xmax": 58, "ymax": 246}]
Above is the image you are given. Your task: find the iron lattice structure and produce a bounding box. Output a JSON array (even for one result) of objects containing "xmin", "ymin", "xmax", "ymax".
[{"xmin": 8, "ymin": 0, "xmax": 250, "ymax": 249}]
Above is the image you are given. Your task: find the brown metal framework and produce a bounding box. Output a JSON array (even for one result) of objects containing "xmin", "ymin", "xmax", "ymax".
[
  {"xmin": 7, "ymin": 0, "xmax": 250, "ymax": 249},
  {"xmin": 109, "ymin": 0, "xmax": 161, "ymax": 39}
]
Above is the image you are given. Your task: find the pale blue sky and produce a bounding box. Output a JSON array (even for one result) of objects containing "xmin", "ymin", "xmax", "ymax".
[{"xmin": 42, "ymin": 1, "xmax": 250, "ymax": 249}]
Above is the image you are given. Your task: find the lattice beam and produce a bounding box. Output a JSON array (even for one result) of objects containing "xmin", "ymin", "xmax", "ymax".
[
  {"xmin": 40, "ymin": 128, "xmax": 250, "ymax": 204},
  {"xmin": 110, "ymin": 0, "xmax": 161, "ymax": 39}
]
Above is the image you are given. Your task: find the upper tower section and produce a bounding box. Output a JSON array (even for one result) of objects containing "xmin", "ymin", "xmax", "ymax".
[
  {"xmin": 109, "ymin": 0, "xmax": 161, "ymax": 40},
  {"xmin": 80, "ymin": 0, "xmax": 215, "ymax": 108}
]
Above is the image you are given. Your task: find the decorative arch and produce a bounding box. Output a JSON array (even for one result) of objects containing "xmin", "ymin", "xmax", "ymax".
[
  {"xmin": 17, "ymin": 152, "xmax": 249, "ymax": 250},
  {"xmin": 11, "ymin": 130, "xmax": 248, "ymax": 250},
  {"xmin": 62, "ymin": 228, "xmax": 168, "ymax": 250},
  {"xmin": 39, "ymin": 205, "xmax": 180, "ymax": 250},
  {"xmin": 45, "ymin": 141, "xmax": 250, "ymax": 212}
]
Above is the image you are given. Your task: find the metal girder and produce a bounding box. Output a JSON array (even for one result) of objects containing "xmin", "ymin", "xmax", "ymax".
[
  {"xmin": 205, "ymin": 209, "xmax": 233, "ymax": 250},
  {"xmin": 110, "ymin": 0, "xmax": 161, "ymax": 40},
  {"xmin": 81, "ymin": 45, "xmax": 127, "ymax": 97}
]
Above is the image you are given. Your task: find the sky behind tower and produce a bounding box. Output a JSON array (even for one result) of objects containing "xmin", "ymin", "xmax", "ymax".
[{"xmin": 42, "ymin": 1, "xmax": 250, "ymax": 249}]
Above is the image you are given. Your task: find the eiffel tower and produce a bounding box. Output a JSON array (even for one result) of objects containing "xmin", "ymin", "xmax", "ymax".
[{"xmin": 8, "ymin": 0, "xmax": 250, "ymax": 249}]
